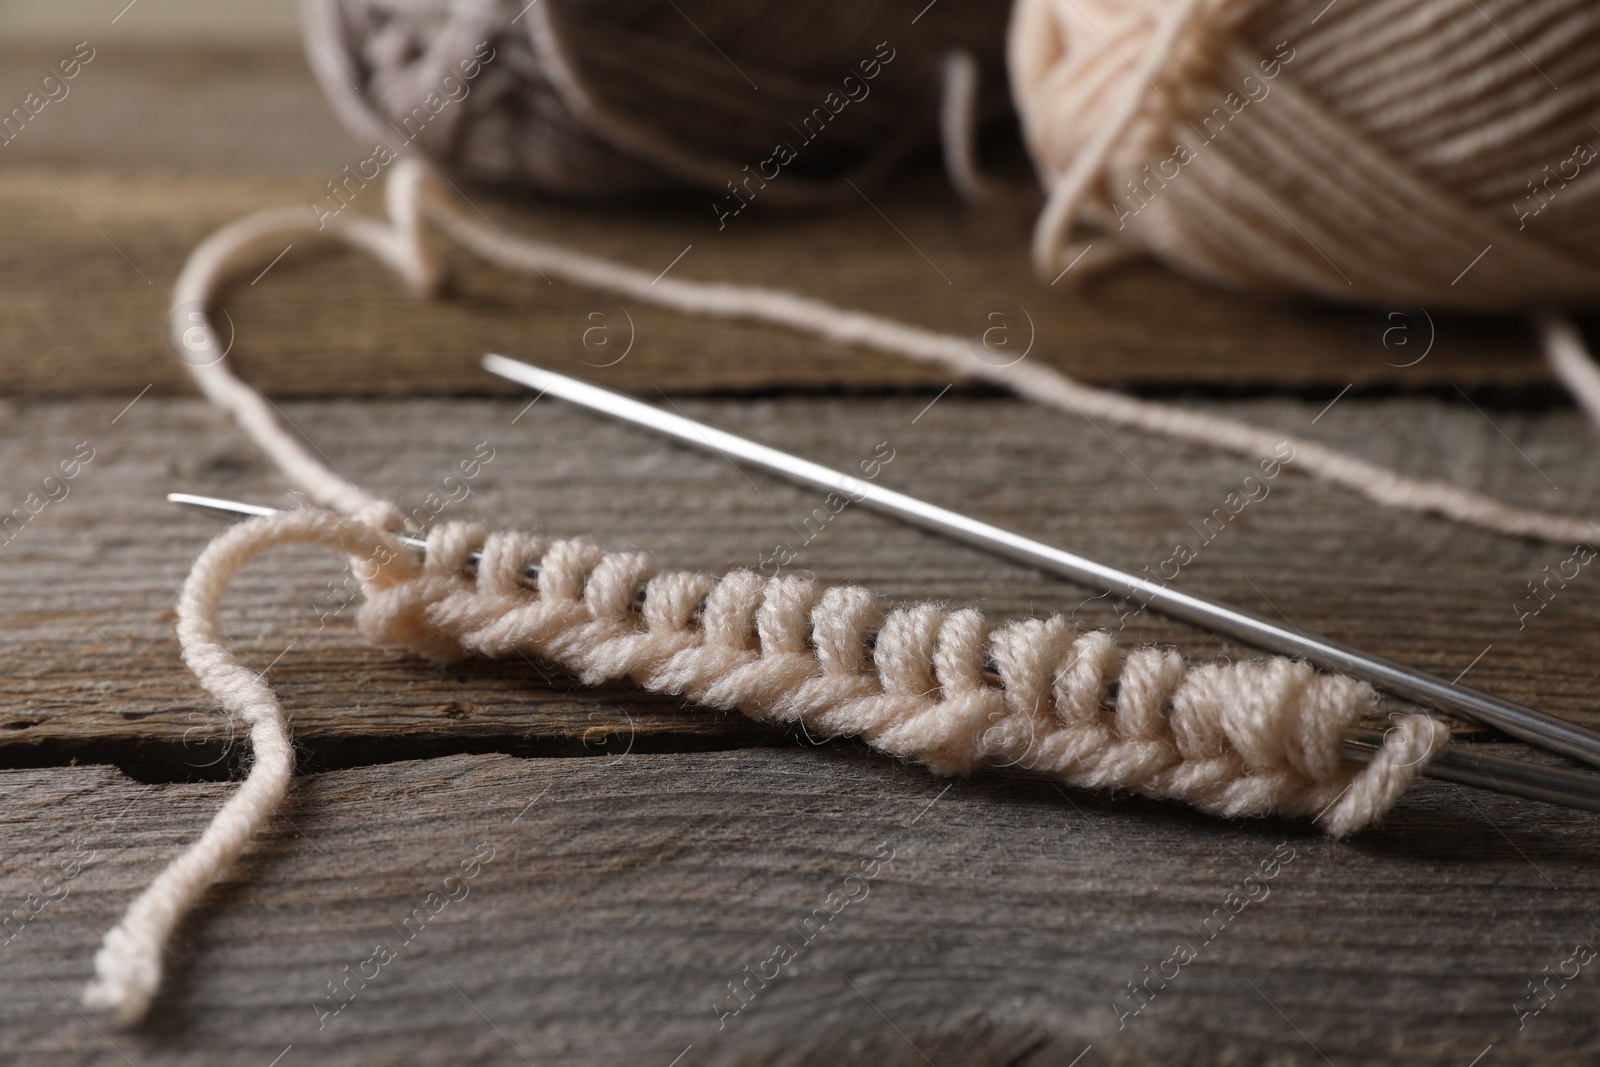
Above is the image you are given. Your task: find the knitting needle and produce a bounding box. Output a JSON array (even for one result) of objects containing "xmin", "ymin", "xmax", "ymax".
[
  {"xmin": 167, "ymin": 493, "xmax": 425, "ymax": 554},
  {"xmin": 1341, "ymin": 728, "xmax": 1600, "ymax": 812},
  {"xmin": 482, "ymin": 353, "xmax": 1600, "ymax": 774},
  {"xmin": 165, "ymin": 493, "xmax": 543, "ymax": 580},
  {"xmin": 165, "ymin": 492, "xmax": 1600, "ymax": 813}
]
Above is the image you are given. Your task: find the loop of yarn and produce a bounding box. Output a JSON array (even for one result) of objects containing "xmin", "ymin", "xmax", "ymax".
[
  {"xmin": 1009, "ymin": 0, "xmax": 1600, "ymax": 306},
  {"xmin": 301, "ymin": 0, "xmax": 1012, "ymax": 200}
]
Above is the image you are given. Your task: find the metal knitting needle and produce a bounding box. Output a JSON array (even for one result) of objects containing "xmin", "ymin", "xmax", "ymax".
[
  {"xmin": 483, "ymin": 353, "xmax": 1600, "ymax": 774},
  {"xmin": 165, "ymin": 491, "xmax": 1600, "ymax": 813},
  {"xmin": 164, "ymin": 493, "xmax": 543, "ymax": 581}
]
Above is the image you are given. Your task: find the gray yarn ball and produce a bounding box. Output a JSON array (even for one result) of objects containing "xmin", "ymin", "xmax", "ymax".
[{"xmin": 301, "ymin": 0, "xmax": 1012, "ymax": 202}]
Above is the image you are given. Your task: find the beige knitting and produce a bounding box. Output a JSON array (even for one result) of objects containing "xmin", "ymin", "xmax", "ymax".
[{"xmin": 84, "ymin": 501, "xmax": 1445, "ymax": 1022}]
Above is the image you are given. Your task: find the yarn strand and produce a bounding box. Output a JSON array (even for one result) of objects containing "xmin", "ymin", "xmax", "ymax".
[
  {"xmin": 173, "ymin": 159, "xmax": 1600, "ymax": 552},
  {"xmin": 1541, "ymin": 314, "xmax": 1600, "ymax": 430},
  {"xmin": 403, "ymin": 161, "xmax": 1600, "ymax": 546},
  {"xmin": 84, "ymin": 508, "xmax": 413, "ymax": 1023},
  {"xmin": 939, "ymin": 50, "xmax": 993, "ymax": 206}
]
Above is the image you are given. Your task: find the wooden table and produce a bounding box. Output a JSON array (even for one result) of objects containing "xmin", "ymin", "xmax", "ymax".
[{"xmin": 3, "ymin": 43, "xmax": 1598, "ymax": 1067}]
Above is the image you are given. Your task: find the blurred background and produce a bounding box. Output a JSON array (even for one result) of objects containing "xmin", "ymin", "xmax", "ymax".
[{"xmin": 0, "ymin": 0, "xmax": 1556, "ymax": 400}]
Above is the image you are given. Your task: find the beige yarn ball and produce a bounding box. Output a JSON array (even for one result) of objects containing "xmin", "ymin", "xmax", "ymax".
[{"xmin": 1008, "ymin": 0, "xmax": 1600, "ymax": 309}]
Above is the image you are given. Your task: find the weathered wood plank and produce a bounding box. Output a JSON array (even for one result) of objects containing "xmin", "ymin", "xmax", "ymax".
[
  {"xmin": 3, "ymin": 393, "xmax": 1597, "ymax": 773},
  {"xmin": 4, "ymin": 752, "xmax": 1596, "ymax": 1065},
  {"xmin": 0, "ymin": 46, "xmax": 358, "ymax": 176}
]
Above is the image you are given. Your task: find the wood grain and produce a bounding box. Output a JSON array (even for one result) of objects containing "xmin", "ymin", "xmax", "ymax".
[
  {"xmin": 4, "ymin": 393, "xmax": 1597, "ymax": 780},
  {"xmin": 1, "ymin": 164, "xmax": 1560, "ymax": 401},
  {"xmin": 0, "ymin": 47, "xmax": 358, "ymax": 176},
  {"xmin": 5, "ymin": 751, "xmax": 1598, "ymax": 1066}
]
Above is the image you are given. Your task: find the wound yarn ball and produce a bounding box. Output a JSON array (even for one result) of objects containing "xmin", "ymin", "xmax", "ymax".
[
  {"xmin": 1009, "ymin": 0, "xmax": 1600, "ymax": 308},
  {"xmin": 301, "ymin": 0, "xmax": 1012, "ymax": 203}
]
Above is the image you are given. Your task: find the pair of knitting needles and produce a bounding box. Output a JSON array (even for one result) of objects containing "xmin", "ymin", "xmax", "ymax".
[{"xmin": 170, "ymin": 354, "xmax": 1600, "ymax": 814}]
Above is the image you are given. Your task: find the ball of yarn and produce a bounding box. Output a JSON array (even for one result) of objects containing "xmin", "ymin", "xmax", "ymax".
[
  {"xmin": 1009, "ymin": 0, "xmax": 1600, "ymax": 309},
  {"xmin": 302, "ymin": 0, "xmax": 1012, "ymax": 202}
]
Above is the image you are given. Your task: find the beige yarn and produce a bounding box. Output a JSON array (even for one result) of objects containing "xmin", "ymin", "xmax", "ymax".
[
  {"xmin": 88, "ymin": 156, "xmax": 1600, "ymax": 1021},
  {"xmin": 362, "ymin": 517, "xmax": 1440, "ymax": 844},
  {"xmin": 84, "ymin": 508, "xmax": 401, "ymax": 1023},
  {"xmin": 1010, "ymin": 0, "xmax": 1600, "ymax": 307},
  {"xmin": 85, "ymin": 504, "xmax": 1444, "ymax": 1021}
]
